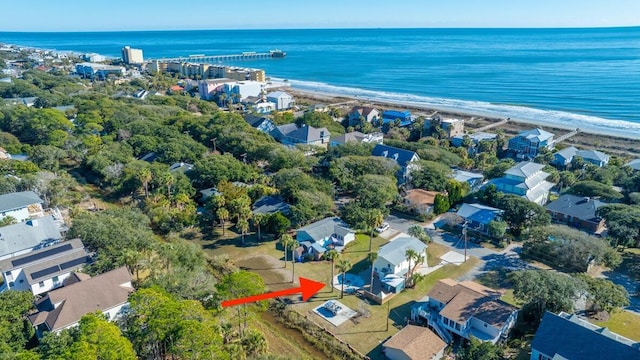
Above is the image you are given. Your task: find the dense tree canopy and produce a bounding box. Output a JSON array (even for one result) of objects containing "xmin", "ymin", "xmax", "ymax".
[{"xmin": 567, "ymin": 180, "xmax": 624, "ymax": 201}]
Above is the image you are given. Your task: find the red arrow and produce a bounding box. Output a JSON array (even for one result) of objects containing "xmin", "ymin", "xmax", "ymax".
[{"xmin": 221, "ymin": 277, "xmax": 325, "ymax": 307}]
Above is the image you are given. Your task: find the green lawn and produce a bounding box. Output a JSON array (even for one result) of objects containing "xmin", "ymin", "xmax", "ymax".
[
  {"xmin": 592, "ymin": 310, "xmax": 640, "ymax": 342},
  {"xmin": 192, "ymin": 227, "xmax": 481, "ymax": 359}
]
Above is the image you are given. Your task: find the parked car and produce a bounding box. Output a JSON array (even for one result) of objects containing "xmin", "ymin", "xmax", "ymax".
[{"xmin": 375, "ymin": 222, "xmax": 390, "ymax": 233}]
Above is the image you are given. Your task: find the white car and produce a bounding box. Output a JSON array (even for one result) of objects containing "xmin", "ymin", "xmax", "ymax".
[{"xmin": 376, "ymin": 223, "xmax": 390, "ymax": 233}]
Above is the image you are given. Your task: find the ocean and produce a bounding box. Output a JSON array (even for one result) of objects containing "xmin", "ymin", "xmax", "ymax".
[{"xmin": 1, "ymin": 27, "xmax": 639, "ymax": 136}]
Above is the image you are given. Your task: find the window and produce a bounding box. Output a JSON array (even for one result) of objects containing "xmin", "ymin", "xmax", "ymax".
[
  {"xmin": 52, "ymin": 276, "xmax": 59, "ymax": 283},
  {"xmin": 8, "ymin": 282, "xmax": 14, "ymax": 287},
  {"xmin": 4, "ymin": 271, "xmax": 10, "ymax": 276},
  {"xmin": 39, "ymin": 281, "xmax": 44, "ymax": 288},
  {"xmin": 19, "ymin": 279, "xmax": 24, "ymax": 283}
]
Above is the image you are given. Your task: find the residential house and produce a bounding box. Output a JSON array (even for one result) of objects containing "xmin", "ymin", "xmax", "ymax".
[
  {"xmin": 452, "ymin": 170, "xmax": 484, "ymax": 192},
  {"xmin": 507, "ymin": 128, "xmax": 554, "ymax": 159},
  {"xmin": 296, "ymin": 217, "xmax": 355, "ymax": 251},
  {"xmin": 456, "ymin": 203, "xmax": 503, "ymax": 235},
  {"xmin": 271, "ymin": 124, "xmax": 331, "ymax": 148},
  {"xmin": 0, "ymin": 191, "xmax": 44, "ymax": 222},
  {"xmin": 75, "ymin": 62, "xmax": 125, "ymax": 80},
  {"xmin": 530, "ymin": 312, "xmax": 640, "ymax": 360},
  {"xmin": 222, "ymin": 81, "xmax": 264, "ymax": 102},
  {"xmin": 198, "ymin": 187, "xmax": 221, "ymax": 203},
  {"xmin": 3, "ymin": 97, "xmax": 37, "ymax": 107},
  {"xmin": 371, "ymin": 144, "xmax": 420, "ymax": 184},
  {"xmin": 382, "ymin": 110, "xmax": 413, "ymax": 127},
  {"xmin": 244, "ymin": 114, "xmax": 276, "ymax": 133},
  {"xmin": 374, "ymin": 237, "xmax": 427, "ymax": 293},
  {"xmin": 0, "ymin": 239, "xmax": 90, "ymax": 295},
  {"xmin": 440, "ymin": 118, "xmax": 465, "ymax": 138},
  {"xmin": 28, "ymin": 266, "xmax": 134, "ymax": 338},
  {"xmin": 330, "ymin": 131, "xmax": 383, "ymax": 147},
  {"xmin": 168, "ymin": 162, "xmax": 194, "ymax": 173},
  {"xmin": 489, "ymin": 161, "xmax": 555, "ymax": 205},
  {"xmin": 266, "ymin": 91, "xmax": 294, "ymax": 110},
  {"xmin": 403, "ymin": 189, "xmax": 439, "ymax": 215},
  {"xmin": 626, "ymin": 158, "xmax": 640, "ymax": 171},
  {"xmin": 252, "ymin": 195, "xmax": 291, "ymax": 216},
  {"xmin": 451, "ymin": 132, "xmax": 497, "ymax": 148},
  {"xmin": 545, "ymin": 194, "xmax": 606, "ymax": 234},
  {"xmin": 411, "ymin": 279, "xmax": 518, "ymax": 344},
  {"xmin": 198, "ymin": 78, "xmax": 235, "ymax": 100},
  {"xmin": 383, "ymin": 325, "xmax": 447, "ymax": 360},
  {"xmin": 347, "ymin": 106, "xmax": 379, "ymax": 127},
  {"xmin": 252, "ymin": 101, "xmax": 277, "ymax": 114},
  {"xmin": 0, "ymin": 216, "xmax": 65, "ymax": 261},
  {"xmin": 552, "ymin": 146, "xmax": 610, "ymax": 168}
]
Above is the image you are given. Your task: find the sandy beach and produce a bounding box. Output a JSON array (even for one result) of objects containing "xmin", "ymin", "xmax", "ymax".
[{"xmin": 268, "ymin": 82, "xmax": 640, "ymax": 157}]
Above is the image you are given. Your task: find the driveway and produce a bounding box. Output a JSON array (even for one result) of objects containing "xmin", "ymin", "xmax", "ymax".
[{"xmin": 598, "ymin": 270, "xmax": 640, "ymax": 315}]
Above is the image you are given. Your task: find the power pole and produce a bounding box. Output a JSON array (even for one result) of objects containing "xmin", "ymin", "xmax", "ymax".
[
  {"xmin": 386, "ymin": 300, "xmax": 390, "ymax": 331},
  {"xmin": 462, "ymin": 222, "xmax": 468, "ymax": 263},
  {"xmin": 210, "ymin": 137, "xmax": 217, "ymax": 153}
]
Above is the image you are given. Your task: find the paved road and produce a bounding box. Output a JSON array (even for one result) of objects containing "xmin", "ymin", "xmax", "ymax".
[{"xmin": 386, "ymin": 213, "xmax": 640, "ymax": 315}]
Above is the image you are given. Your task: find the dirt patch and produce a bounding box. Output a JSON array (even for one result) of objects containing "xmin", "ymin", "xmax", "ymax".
[{"xmin": 236, "ymin": 254, "xmax": 296, "ymax": 292}]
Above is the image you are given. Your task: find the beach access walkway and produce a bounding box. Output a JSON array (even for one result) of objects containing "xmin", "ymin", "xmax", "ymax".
[{"xmin": 470, "ymin": 118, "xmax": 509, "ymax": 133}]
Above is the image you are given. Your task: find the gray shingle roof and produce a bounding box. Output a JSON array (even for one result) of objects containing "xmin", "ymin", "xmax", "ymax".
[
  {"xmin": 531, "ymin": 312, "xmax": 640, "ymax": 360},
  {"xmin": 517, "ymin": 128, "xmax": 554, "ymax": 142},
  {"xmin": 286, "ymin": 125, "xmax": 330, "ymax": 142},
  {"xmin": 576, "ymin": 149, "xmax": 609, "ymax": 163},
  {"xmin": 0, "ymin": 216, "xmax": 63, "ymax": 259},
  {"xmin": 372, "ymin": 144, "xmax": 419, "ymax": 167},
  {"xmin": 252, "ymin": 196, "xmax": 291, "ymax": 215},
  {"xmin": 297, "ymin": 217, "xmax": 352, "ymax": 243},
  {"xmin": 626, "ymin": 159, "xmax": 640, "ymax": 171},
  {"xmin": 504, "ymin": 161, "xmax": 546, "ymax": 179},
  {"xmin": 545, "ymin": 194, "xmax": 605, "ymax": 222},
  {"xmin": 377, "ymin": 237, "xmax": 426, "ymax": 266},
  {"xmin": 0, "ymin": 191, "xmax": 43, "ymax": 213}
]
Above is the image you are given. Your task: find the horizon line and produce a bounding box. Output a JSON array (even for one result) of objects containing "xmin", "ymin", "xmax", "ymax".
[{"xmin": 1, "ymin": 25, "xmax": 639, "ymax": 34}]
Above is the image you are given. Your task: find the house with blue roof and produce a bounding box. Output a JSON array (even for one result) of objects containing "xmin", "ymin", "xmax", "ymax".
[
  {"xmin": 507, "ymin": 128, "xmax": 554, "ymax": 159},
  {"xmin": 382, "ymin": 110, "xmax": 412, "ymax": 127},
  {"xmin": 373, "ymin": 237, "xmax": 427, "ymax": 293},
  {"xmin": 552, "ymin": 146, "xmax": 610, "ymax": 168},
  {"xmin": 456, "ymin": 203, "xmax": 503, "ymax": 235},
  {"xmin": 371, "ymin": 144, "xmax": 420, "ymax": 184},
  {"xmin": 489, "ymin": 161, "xmax": 555, "ymax": 205},
  {"xmin": 530, "ymin": 312, "xmax": 640, "ymax": 360}
]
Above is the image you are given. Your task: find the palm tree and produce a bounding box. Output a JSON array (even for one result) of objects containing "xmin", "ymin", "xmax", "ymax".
[
  {"xmin": 290, "ymin": 238, "xmax": 299, "ymax": 283},
  {"xmin": 280, "ymin": 234, "xmax": 295, "ymax": 268},
  {"xmin": 367, "ymin": 252, "xmax": 378, "ymax": 293},
  {"xmin": 325, "ymin": 249, "xmax": 339, "ymax": 293},
  {"xmin": 367, "ymin": 209, "xmax": 384, "ymax": 252},
  {"xmin": 336, "ymin": 259, "xmax": 352, "ymax": 299},
  {"xmin": 216, "ymin": 207, "xmax": 229, "ymax": 236},
  {"xmin": 237, "ymin": 217, "xmax": 249, "ymax": 245},
  {"xmin": 405, "ymin": 249, "xmax": 417, "ymax": 287},
  {"xmin": 253, "ymin": 214, "xmax": 266, "ymax": 241},
  {"xmin": 138, "ymin": 167, "xmax": 152, "ymax": 198}
]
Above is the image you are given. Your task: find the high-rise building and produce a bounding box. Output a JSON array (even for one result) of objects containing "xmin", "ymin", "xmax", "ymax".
[{"xmin": 121, "ymin": 46, "xmax": 144, "ymax": 64}]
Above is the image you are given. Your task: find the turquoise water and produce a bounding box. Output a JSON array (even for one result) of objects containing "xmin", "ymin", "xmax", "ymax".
[{"xmin": 1, "ymin": 28, "xmax": 639, "ymax": 134}]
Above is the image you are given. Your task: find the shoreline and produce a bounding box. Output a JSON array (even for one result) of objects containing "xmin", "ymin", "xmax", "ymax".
[
  {"xmin": 280, "ymin": 85, "xmax": 640, "ymax": 157},
  {"xmin": 275, "ymin": 81, "xmax": 640, "ymax": 141}
]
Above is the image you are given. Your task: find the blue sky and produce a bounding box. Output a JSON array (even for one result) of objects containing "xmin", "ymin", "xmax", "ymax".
[{"xmin": 3, "ymin": 0, "xmax": 639, "ymax": 31}]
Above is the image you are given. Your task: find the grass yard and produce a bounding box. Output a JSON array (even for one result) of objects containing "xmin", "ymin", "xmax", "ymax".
[
  {"xmin": 592, "ymin": 310, "xmax": 640, "ymax": 342},
  {"xmin": 192, "ymin": 226, "xmax": 481, "ymax": 359}
]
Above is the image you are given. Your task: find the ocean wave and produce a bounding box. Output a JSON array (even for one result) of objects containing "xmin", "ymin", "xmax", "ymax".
[{"xmin": 274, "ymin": 77, "xmax": 640, "ymax": 139}]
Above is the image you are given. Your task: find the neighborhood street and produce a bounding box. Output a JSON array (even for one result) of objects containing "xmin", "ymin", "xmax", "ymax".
[{"xmin": 385, "ymin": 213, "xmax": 640, "ymax": 315}]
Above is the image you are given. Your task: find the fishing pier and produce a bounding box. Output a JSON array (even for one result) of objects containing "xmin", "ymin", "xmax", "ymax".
[{"xmin": 151, "ymin": 50, "xmax": 286, "ymax": 63}]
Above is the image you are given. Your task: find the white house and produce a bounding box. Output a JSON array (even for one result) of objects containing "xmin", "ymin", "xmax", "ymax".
[
  {"xmin": 0, "ymin": 191, "xmax": 44, "ymax": 223},
  {"xmin": 296, "ymin": 217, "xmax": 355, "ymax": 250},
  {"xmin": 411, "ymin": 279, "xmax": 518, "ymax": 344},
  {"xmin": 374, "ymin": 236, "xmax": 427, "ymax": 293},
  {"xmin": 29, "ymin": 266, "xmax": 134, "ymax": 338},
  {"xmin": 266, "ymin": 91, "xmax": 294, "ymax": 110},
  {"xmin": 222, "ymin": 81, "xmax": 264, "ymax": 102},
  {"xmin": 0, "ymin": 239, "xmax": 90, "ymax": 295}
]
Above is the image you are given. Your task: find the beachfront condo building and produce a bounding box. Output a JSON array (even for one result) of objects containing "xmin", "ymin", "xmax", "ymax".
[{"xmin": 121, "ymin": 46, "xmax": 144, "ymax": 64}]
